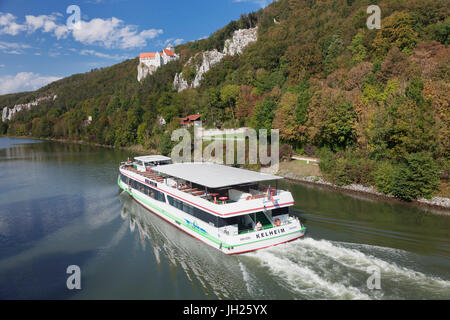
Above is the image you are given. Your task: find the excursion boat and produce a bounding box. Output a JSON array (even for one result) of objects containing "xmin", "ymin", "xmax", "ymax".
[{"xmin": 118, "ymin": 155, "xmax": 306, "ymax": 255}]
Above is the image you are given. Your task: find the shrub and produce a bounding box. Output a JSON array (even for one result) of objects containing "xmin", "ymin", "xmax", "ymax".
[
  {"xmin": 280, "ymin": 144, "xmax": 293, "ymax": 162},
  {"xmin": 319, "ymin": 148, "xmax": 376, "ymax": 186},
  {"xmin": 318, "ymin": 147, "xmax": 335, "ymax": 174},
  {"xmin": 391, "ymin": 153, "xmax": 440, "ymax": 201},
  {"xmin": 374, "ymin": 161, "xmax": 396, "ymax": 195},
  {"xmin": 330, "ymin": 156, "xmax": 354, "ymax": 186},
  {"xmin": 304, "ymin": 144, "xmax": 317, "ymax": 157}
]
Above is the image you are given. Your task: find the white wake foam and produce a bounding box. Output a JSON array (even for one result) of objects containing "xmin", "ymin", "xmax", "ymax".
[{"xmin": 244, "ymin": 237, "xmax": 450, "ymax": 299}]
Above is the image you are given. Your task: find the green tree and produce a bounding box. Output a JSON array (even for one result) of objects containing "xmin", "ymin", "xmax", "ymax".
[
  {"xmin": 252, "ymin": 95, "xmax": 277, "ymax": 132},
  {"xmin": 159, "ymin": 132, "xmax": 173, "ymax": 156},
  {"xmin": 348, "ymin": 32, "xmax": 367, "ymax": 64},
  {"xmin": 373, "ymin": 12, "xmax": 419, "ymax": 57},
  {"xmin": 433, "ymin": 19, "xmax": 450, "ymax": 45},
  {"xmin": 321, "ymin": 102, "xmax": 357, "ymax": 150},
  {"xmin": 0, "ymin": 121, "xmax": 8, "ymax": 135}
]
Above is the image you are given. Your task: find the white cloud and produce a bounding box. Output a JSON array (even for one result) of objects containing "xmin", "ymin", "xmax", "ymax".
[
  {"xmin": 80, "ymin": 49, "xmax": 130, "ymax": 60},
  {"xmin": 162, "ymin": 38, "xmax": 184, "ymax": 46},
  {"xmin": 233, "ymin": 0, "xmax": 270, "ymax": 8},
  {"xmin": 0, "ymin": 64, "xmax": 4, "ymax": 68},
  {"xmin": 48, "ymin": 50, "xmax": 61, "ymax": 57},
  {"xmin": 173, "ymin": 38, "xmax": 184, "ymax": 45},
  {"xmin": 1, "ymin": 11, "xmax": 163, "ymax": 50},
  {"xmin": 72, "ymin": 17, "xmax": 163, "ymax": 49},
  {"xmin": 0, "ymin": 40, "xmax": 31, "ymax": 54},
  {"xmin": 0, "ymin": 72, "xmax": 61, "ymax": 94},
  {"xmin": 0, "ymin": 12, "xmax": 26, "ymax": 35},
  {"xmin": 25, "ymin": 14, "xmax": 69, "ymax": 39}
]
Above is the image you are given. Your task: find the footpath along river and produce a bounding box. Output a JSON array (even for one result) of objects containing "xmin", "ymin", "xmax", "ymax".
[{"xmin": 0, "ymin": 137, "xmax": 448, "ymax": 299}]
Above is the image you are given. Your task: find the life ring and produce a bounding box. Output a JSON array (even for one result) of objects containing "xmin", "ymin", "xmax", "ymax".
[
  {"xmin": 246, "ymin": 195, "xmax": 252, "ymax": 200},
  {"xmin": 274, "ymin": 218, "xmax": 281, "ymax": 227}
]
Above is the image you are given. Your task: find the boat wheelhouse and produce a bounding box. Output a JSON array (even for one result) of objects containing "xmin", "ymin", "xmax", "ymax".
[{"xmin": 118, "ymin": 156, "xmax": 306, "ymax": 255}]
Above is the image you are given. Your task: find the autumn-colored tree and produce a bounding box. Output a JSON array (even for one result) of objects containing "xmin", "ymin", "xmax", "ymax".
[
  {"xmin": 286, "ymin": 43, "xmax": 322, "ymax": 83},
  {"xmin": 235, "ymin": 85, "xmax": 262, "ymax": 123},
  {"xmin": 273, "ymin": 91, "xmax": 301, "ymax": 144},
  {"xmin": 220, "ymin": 84, "xmax": 240, "ymax": 122},
  {"xmin": 344, "ymin": 62, "xmax": 373, "ymax": 90},
  {"xmin": 372, "ymin": 11, "xmax": 419, "ymax": 57},
  {"xmin": 379, "ymin": 47, "xmax": 408, "ymax": 82}
]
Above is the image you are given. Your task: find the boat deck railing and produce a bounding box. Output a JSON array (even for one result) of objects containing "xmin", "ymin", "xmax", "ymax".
[
  {"xmin": 122, "ymin": 165, "xmax": 211, "ymax": 198},
  {"xmin": 121, "ymin": 163, "xmax": 282, "ymax": 203}
]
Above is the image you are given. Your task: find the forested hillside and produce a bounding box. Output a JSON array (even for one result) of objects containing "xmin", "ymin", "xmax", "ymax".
[{"xmin": 1, "ymin": 0, "xmax": 449, "ymax": 200}]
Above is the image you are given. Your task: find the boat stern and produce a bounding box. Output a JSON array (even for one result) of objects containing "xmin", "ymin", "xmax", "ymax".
[{"xmin": 219, "ymin": 217, "xmax": 306, "ymax": 255}]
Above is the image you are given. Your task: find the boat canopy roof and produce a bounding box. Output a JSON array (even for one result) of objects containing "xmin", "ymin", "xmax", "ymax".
[
  {"xmin": 152, "ymin": 162, "xmax": 282, "ymax": 189},
  {"xmin": 134, "ymin": 155, "xmax": 172, "ymax": 163}
]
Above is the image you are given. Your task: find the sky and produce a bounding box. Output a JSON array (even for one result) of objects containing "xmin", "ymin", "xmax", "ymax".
[{"xmin": 0, "ymin": 0, "xmax": 271, "ymax": 95}]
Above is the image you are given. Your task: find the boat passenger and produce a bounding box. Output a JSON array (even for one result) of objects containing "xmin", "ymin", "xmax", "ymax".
[{"xmin": 256, "ymin": 221, "xmax": 262, "ymax": 231}]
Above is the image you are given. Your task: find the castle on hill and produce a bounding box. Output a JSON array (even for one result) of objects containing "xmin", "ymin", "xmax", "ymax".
[{"xmin": 137, "ymin": 44, "xmax": 179, "ymax": 82}]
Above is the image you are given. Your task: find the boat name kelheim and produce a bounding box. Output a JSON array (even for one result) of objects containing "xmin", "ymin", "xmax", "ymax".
[{"xmin": 255, "ymin": 227, "xmax": 286, "ymax": 239}]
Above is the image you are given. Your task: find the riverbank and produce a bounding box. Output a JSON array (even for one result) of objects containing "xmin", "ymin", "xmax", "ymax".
[
  {"xmin": 3, "ymin": 135, "xmax": 449, "ymax": 213},
  {"xmin": 1, "ymin": 135, "xmax": 157, "ymax": 155},
  {"xmin": 278, "ymin": 160, "xmax": 450, "ymax": 214}
]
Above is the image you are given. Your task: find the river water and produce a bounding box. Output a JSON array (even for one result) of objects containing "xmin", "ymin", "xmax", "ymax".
[{"xmin": 0, "ymin": 137, "xmax": 449, "ymax": 299}]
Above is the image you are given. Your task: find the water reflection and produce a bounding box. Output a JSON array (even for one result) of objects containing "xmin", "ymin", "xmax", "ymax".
[
  {"xmin": 0, "ymin": 138, "xmax": 448, "ymax": 300},
  {"xmin": 118, "ymin": 191, "xmax": 252, "ymax": 299},
  {"xmin": 118, "ymin": 189, "xmax": 450, "ymax": 300}
]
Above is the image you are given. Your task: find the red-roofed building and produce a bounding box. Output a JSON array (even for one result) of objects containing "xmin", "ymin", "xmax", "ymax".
[
  {"xmin": 138, "ymin": 44, "xmax": 179, "ymax": 81},
  {"xmin": 162, "ymin": 49, "xmax": 176, "ymax": 57},
  {"xmin": 140, "ymin": 53, "xmax": 157, "ymax": 59},
  {"xmin": 180, "ymin": 114, "xmax": 202, "ymax": 127}
]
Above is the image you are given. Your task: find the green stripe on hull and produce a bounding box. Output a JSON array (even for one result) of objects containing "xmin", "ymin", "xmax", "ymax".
[
  {"xmin": 117, "ymin": 175, "xmax": 306, "ymax": 249},
  {"xmin": 118, "ymin": 176, "xmax": 223, "ymax": 247}
]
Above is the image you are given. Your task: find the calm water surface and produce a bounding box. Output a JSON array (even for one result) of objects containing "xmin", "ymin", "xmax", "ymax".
[{"xmin": 0, "ymin": 137, "xmax": 449, "ymax": 299}]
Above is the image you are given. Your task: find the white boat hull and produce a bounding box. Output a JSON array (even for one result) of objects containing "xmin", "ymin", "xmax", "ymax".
[{"xmin": 118, "ymin": 176, "xmax": 306, "ymax": 255}]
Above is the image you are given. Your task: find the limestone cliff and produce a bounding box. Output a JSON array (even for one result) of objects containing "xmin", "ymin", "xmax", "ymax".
[
  {"xmin": 223, "ymin": 27, "xmax": 259, "ymax": 56},
  {"xmin": 173, "ymin": 27, "xmax": 258, "ymax": 92},
  {"xmin": 1, "ymin": 95, "xmax": 57, "ymax": 122},
  {"xmin": 137, "ymin": 63, "xmax": 157, "ymax": 82}
]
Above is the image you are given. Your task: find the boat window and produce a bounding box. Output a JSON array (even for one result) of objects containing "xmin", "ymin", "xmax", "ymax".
[
  {"xmin": 217, "ymin": 216, "xmax": 240, "ymax": 228},
  {"xmin": 130, "ymin": 178, "xmax": 166, "ymax": 203},
  {"xmin": 120, "ymin": 173, "xmax": 128, "ymax": 184},
  {"xmin": 183, "ymin": 202, "xmax": 193, "ymax": 215},
  {"xmin": 167, "ymin": 195, "xmax": 218, "ymax": 226},
  {"xmin": 272, "ymin": 207, "xmax": 289, "ymax": 216},
  {"xmin": 193, "ymin": 207, "xmax": 217, "ymax": 226}
]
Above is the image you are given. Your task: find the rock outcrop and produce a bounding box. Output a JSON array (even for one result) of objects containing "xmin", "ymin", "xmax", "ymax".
[
  {"xmin": 137, "ymin": 63, "xmax": 157, "ymax": 82},
  {"xmin": 1, "ymin": 95, "xmax": 57, "ymax": 122},
  {"xmin": 223, "ymin": 27, "xmax": 259, "ymax": 56},
  {"xmin": 174, "ymin": 50, "xmax": 226, "ymax": 91},
  {"xmin": 173, "ymin": 72, "xmax": 190, "ymax": 92},
  {"xmin": 173, "ymin": 27, "xmax": 258, "ymax": 92}
]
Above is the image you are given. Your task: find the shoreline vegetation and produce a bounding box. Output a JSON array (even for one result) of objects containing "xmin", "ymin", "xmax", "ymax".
[
  {"xmin": 277, "ymin": 158, "xmax": 449, "ymax": 213},
  {"xmin": 2, "ymin": 135, "xmax": 449, "ymax": 214}
]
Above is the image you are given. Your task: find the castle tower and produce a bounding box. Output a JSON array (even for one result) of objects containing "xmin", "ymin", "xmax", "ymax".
[{"xmin": 166, "ymin": 44, "xmax": 175, "ymax": 53}]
